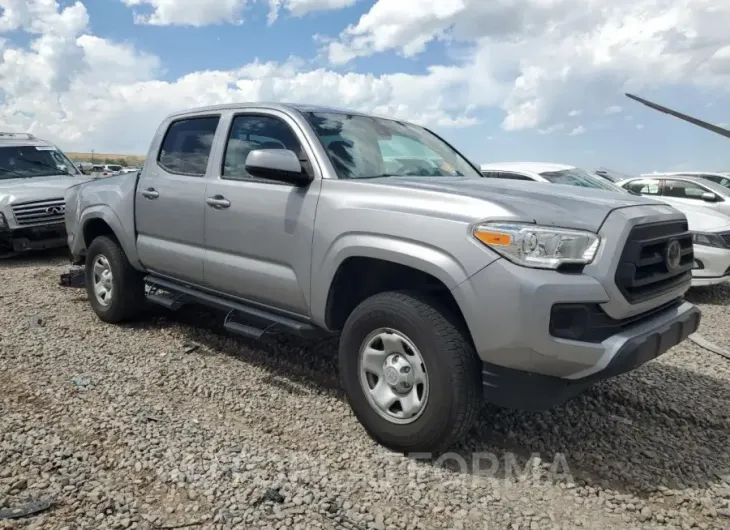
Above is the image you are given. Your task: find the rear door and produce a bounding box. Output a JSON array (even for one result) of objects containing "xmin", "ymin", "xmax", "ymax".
[{"xmin": 135, "ymin": 114, "xmax": 221, "ymax": 284}]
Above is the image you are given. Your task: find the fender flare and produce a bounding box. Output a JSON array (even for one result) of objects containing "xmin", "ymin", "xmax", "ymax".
[
  {"xmin": 78, "ymin": 205, "xmax": 143, "ymax": 270},
  {"xmin": 310, "ymin": 233, "xmax": 471, "ymax": 328}
]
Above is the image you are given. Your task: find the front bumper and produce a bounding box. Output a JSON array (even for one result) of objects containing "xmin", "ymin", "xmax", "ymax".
[
  {"xmin": 481, "ymin": 301, "xmax": 700, "ymax": 411},
  {"xmin": 451, "ymin": 257, "xmax": 701, "ymax": 410},
  {"xmin": 691, "ymin": 244, "xmax": 730, "ymax": 287},
  {"xmin": 0, "ymin": 223, "xmax": 67, "ymax": 252}
]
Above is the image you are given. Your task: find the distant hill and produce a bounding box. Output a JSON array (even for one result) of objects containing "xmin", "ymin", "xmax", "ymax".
[{"xmin": 66, "ymin": 152, "xmax": 146, "ymax": 167}]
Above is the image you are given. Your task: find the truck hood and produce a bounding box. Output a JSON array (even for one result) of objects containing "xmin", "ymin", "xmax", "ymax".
[
  {"xmin": 0, "ymin": 175, "xmax": 92, "ymax": 206},
  {"xmin": 374, "ymin": 176, "xmax": 670, "ymax": 232}
]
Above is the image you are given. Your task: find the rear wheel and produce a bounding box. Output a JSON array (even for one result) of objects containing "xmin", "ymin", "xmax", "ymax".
[
  {"xmin": 339, "ymin": 291, "xmax": 482, "ymax": 454},
  {"xmin": 85, "ymin": 236, "xmax": 145, "ymax": 323}
]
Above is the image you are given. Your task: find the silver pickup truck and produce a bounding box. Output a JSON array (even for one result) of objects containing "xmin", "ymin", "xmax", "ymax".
[
  {"xmin": 0, "ymin": 132, "xmax": 89, "ymax": 256},
  {"xmin": 64, "ymin": 103, "xmax": 700, "ymax": 453}
]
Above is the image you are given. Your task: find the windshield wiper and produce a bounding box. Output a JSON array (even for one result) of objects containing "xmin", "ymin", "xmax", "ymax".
[
  {"xmin": 0, "ymin": 166, "xmax": 31, "ymax": 179},
  {"xmin": 357, "ymin": 174, "xmax": 398, "ymax": 179},
  {"xmin": 23, "ymin": 158, "xmax": 79, "ymax": 177}
]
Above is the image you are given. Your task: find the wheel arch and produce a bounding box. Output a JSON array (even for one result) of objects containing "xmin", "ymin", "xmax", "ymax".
[{"xmin": 78, "ymin": 207, "xmax": 143, "ymax": 270}]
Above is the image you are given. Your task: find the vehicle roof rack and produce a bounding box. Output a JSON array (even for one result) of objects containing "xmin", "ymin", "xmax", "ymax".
[{"xmin": 0, "ymin": 132, "xmax": 36, "ymax": 140}]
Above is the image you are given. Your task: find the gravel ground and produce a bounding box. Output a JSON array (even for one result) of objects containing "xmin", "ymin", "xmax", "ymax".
[{"xmin": 1, "ymin": 251, "xmax": 730, "ymax": 530}]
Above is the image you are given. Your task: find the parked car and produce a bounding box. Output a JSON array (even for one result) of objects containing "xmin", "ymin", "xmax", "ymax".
[
  {"xmin": 480, "ymin": 162, "xmax": 624, "ymax": 191},
  {"xmin": 89, "ymin": 164, "xmax": 125, "ymax": 178},
  {"xmin": 90, "ymin": 165, "xmax": 112, "ymax": 178},
  {"xmin": 103, "ymin": 164, "xmax": 123, "ymax": 174},
  {"xmin": 674, "ymin": 204, "xmax": 730, "ymax": 286},
  {"xmin": 120, "ymin": 167, "xmax": 140, "ymax": 174},
  {"xmin": 593, "ymin": 167, "xmax": 633, "ymax": 183},
  {"xmin": 0, "ymin": 132, "xmax": 90, "ymax": 256},
  {"xmin": 619, "ymin": 174, "xmax": 730, "ymax": 217},
  {"xmin": 642, "ymin": 171, "xmax": 730, "ymax": 189},
  {"xmin": 64, "ymin": 103, "xmax": 700, "ymax": 452}
]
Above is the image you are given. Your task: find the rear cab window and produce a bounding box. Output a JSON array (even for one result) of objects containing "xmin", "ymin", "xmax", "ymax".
[{"xmin": 157, "ymin": 116, "xmax": 221, "ymax": 176}]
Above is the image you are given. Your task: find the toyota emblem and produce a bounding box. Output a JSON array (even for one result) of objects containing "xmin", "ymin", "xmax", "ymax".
[
  {"xmin": 665, "ymin": 238, "xmax": 682, "ymax": 272},
  {"xmin": 46, "ymin": 206, "xmax": 64, "ymax": 215}
]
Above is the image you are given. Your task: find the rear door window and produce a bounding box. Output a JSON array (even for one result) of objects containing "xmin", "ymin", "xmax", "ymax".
[
  {"xmin": 157, "ymin": 116, "xmax": 220, "ymax": 176},
  {"xmin": 661, "ymin": 179, "xmax": 709, "ymax": 199}
]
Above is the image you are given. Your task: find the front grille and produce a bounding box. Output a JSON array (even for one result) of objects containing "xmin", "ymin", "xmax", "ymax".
[
  {"xmin": 615, "ymin": 220, "xmax": 694, "ymax": 304},
  {"xmin": 11, "ymin": 198, "xmax": 66, "ymax": 227}
]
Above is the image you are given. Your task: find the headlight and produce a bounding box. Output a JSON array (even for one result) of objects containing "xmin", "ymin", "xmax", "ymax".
[
  {"xmin": 691, "ymin": 232, "xmax": 727, "ymax": 248},
  {"xmin": 0, "ymin": 213, "xmax": 7, "ymax": 230},
  {"xmin": 472, "ymin": 221, "xmax": 600, "ymax": 270}
]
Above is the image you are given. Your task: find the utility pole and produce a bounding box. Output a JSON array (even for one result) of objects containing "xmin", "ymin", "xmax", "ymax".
[{"xmin": 91, "ymin": 149, "xmax": 95, "ymax": 164}]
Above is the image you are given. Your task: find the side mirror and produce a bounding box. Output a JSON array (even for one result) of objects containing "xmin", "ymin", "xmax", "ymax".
[
  {"xmin": 701, "ymin": 191, "xmax": 718, "ymax": 202},
  {"xmin": 245, "ymin": 149, "xmax": 312, "ymax": 186}
]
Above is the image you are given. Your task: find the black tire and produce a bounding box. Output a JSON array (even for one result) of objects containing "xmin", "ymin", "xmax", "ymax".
[
  {"xmin": 85, "ymin": 236, "xmax": 145, "ymax": 323},
  {"xmin": 339, "ymin": 291, "xmax": 482, "ymax": 454}
]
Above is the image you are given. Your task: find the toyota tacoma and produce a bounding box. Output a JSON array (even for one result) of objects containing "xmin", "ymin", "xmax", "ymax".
[{"xmin": 64, "ymin": 103, "xmax": 701, "ymax": 453}]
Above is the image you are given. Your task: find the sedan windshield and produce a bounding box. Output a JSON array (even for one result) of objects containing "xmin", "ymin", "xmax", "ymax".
[
  {"xmin": 0, "ymin": 145, "xmax": 80, "ymax": 179},
  {"xmin": 302, "ymin": 112, "xmax": 482, "ymax": 179},
  {"xmin": 539, "ymin": 167, "xmax": 623, "ymax": 192}
]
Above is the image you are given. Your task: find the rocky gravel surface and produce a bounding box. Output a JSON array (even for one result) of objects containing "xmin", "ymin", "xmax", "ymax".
[{"xmin": 1, "ymin": 251, "xmax": 730, "ymax": 530}]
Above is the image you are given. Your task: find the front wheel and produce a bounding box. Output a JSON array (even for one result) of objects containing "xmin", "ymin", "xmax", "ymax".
[
  {"xmin": 85, "ymin": 236, "xmax": 145, "ymax": 323},
  {"xmin": 339, "ymin": 291, "xmax": 482, "ymax": 454}
]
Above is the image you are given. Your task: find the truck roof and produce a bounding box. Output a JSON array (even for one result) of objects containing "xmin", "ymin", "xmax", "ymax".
[
  {"xmin": 164, "ymin": 102, "xmax": 401, "ymax": 123},
  {"xmin": 0, "ymin": 132, "xmax": 57, "ymax": 149}
]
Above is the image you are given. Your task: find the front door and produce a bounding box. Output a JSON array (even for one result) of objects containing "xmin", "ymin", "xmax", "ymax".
[
  {"xmin": 135, "ymin": 114, "xmax": 221, "ymax": 284},
  {"xmin": 660, "ymin": 179, "xmax": 730, "ymax": 216},
  {"xmin": 202, "ymin": 111, "xmax": 321, "ymax": 316}
]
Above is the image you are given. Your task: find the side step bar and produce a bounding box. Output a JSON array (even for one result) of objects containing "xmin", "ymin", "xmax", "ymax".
[{"xmin": 144, "ymin": 275, "xmax": 326, "ymax": 340}]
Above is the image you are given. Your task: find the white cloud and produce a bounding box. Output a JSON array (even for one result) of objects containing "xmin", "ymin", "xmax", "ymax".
[
  {"xmin": 636, "ymin": 124, "xmax": 645, "ymax": 129},
  {"xmin": 271, "ymin": 0, "xmax": 356, "ymax": 20},
  {"xmin": 538, "ymin": 123, "xmax": 565, "ymax": 135},
  {"xmin": 120, "ymin": 0, "xmax": 357, "ymax": 26},
  {"xmin": 324, "ymin": 0, "xmax": 730, "ymax": 131},
  {"xmin": 2, "ymin": 0, "xmax": 730, "ymax": 158},
  {"xmin": 0, "ymin": 1, "xmax": 482, "ymax": 154},
  {"xmin": 604, "ymin": 105, "xmax": 622, "ymax": 115},
  {"xmin": 121, "ymin": 0, "xmax": 247, "ymax": 26},
  {"xmin": 569, "ymin": 125, "xmax": 586, "ymax": 136}
]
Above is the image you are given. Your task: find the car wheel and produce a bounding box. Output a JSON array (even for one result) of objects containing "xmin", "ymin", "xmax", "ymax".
[
  {"xmin": 339, "ymin": 290, "xmax": 482, "ymax": 454},
  {"xmin": 85, "ymin": 236, "xmax": 145, "ymax": 323}
]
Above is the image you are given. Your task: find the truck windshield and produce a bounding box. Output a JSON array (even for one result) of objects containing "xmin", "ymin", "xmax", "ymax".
[
  {"xmin": 302, "ymin": 111, "xmax": 482, "ymax": 180},
  {"xmin": 539, "ymin": 167, "xmax": 622, "ymax": 192},
  {"xmin": 0, "ymin": 145, "xmax": 80, "ymax": 179}
]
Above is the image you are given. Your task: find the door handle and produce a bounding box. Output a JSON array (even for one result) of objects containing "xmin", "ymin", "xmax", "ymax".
[
  {"xmin": 141, "ymin": 188, "xmax": 159, "ymax": 199},
  {"xmin": 206, "ymin": 195, "xmax": 231, "ymax": 209}
]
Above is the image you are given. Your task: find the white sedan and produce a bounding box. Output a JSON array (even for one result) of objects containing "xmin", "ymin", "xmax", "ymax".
[
  {"xmin": 480, "ymin": 162, "xmax": 623, "ymax": 192},
  {"xmin": 617, "ymin": 179, "xmax": 730, "ymax": 287}
]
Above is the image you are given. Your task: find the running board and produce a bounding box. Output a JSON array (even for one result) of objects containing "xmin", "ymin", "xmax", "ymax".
[
  {"xmin": 144, "ymin": 275, "xmax": 326, "ymax": 340},
  {"xmin": 146, "ymin": 292, "xmax": 186, "ymax": 310},
  {"xmin": 224, "ymin": 310, "xmax": 267, "ymax": 340}
]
